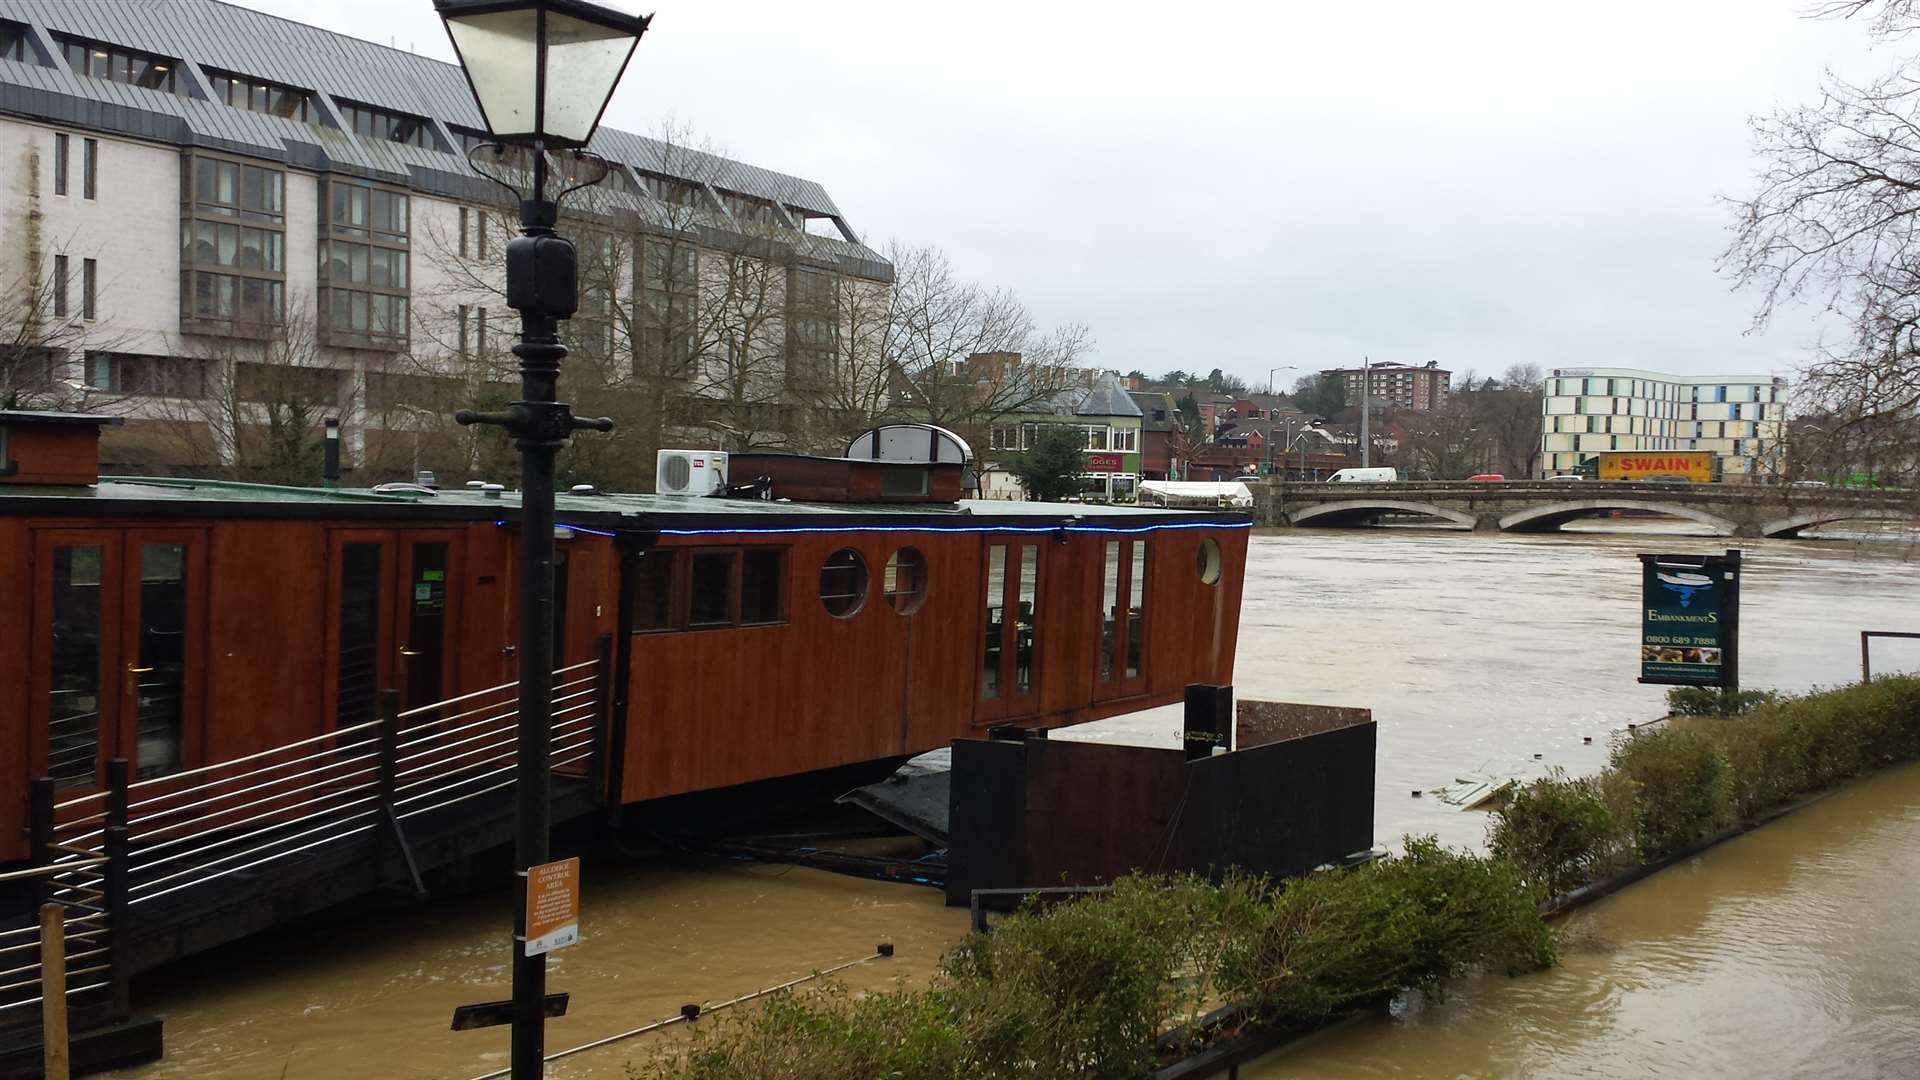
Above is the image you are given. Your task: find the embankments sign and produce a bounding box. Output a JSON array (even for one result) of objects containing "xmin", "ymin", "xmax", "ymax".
[
  {"xmin": 1597, "ymin": 452, "xmax": 1715, "ymax": 482},
  {"xmin": 524, "ymin": 857, "xmax": 580, "ymax": 957},
  {"xmin": 1637, "ymin": 551, "xmax": 1741, "ymax": 688}
]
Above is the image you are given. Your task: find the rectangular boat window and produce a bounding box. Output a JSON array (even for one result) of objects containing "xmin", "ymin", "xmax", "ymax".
[
  {"xmin": 335, "ymin": 542, "xmax": 382, "ymax": 741},
  {"xmin": 1126, "ymin": 542, "xmax": 1147, "ymax": 680},
  {"xmin": 630, "ymin": 549, "xmax": 675, "ymax": 632},
  {"xmin": 688, "ymin": 550, "xmax": 736, "ymax": 627},
  {"xmin": 1014, "ymin": 546, "xmax": 1038, "ymax": 696},
  {"xmin": 1099, "ymin": 540, "xmax": 1120, "ymax": 683},
  {"xmin": 134, "ymin": 542, "xmax": 188, "ymax": 779},
  {"xmin": 982, "ymin": 545, "xmax": 1006, "ymax": 700},
  {"xmin": 740, "ymin": 548, "xmax": 785, "ymax": 625},
  {"xmin": 48, "ymin": 544, "xmax": 105, "ymax": 789}
]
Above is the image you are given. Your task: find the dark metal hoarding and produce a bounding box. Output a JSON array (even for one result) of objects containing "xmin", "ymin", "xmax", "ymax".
[{"xmin": 1637, "ymin": 549, "xmax": 1741, "ymax": 689}]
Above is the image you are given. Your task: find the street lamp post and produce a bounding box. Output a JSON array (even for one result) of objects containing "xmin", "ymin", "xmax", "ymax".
[{"xmin": 434, "ymin": 2, "xmax": 647, "ymax": 1076}]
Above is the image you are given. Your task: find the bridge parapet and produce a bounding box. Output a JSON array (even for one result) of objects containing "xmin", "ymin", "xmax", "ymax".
[{"xmin": 1256, "ymin": 480, "xmax": 1916, "ymax": 538}]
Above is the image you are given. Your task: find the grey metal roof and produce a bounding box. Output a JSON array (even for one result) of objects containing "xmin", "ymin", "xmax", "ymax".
[
  {"xmin": 1078, "ymin": 376, "xmax": 1143, "ymax": 419},
  {"xmin": 0, "ymin": 0, "xmax": 886, "ymax": 276}
]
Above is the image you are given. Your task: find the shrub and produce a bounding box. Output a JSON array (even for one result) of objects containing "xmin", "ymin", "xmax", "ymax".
[
  {"xmin": 1666, "ymin": 686, "xmax": 1778, "ymax": 717},
  {"xmin": 1609, "ymin": 725, "xmax": 1731, "ymax": 859},
  {"xmin": 1214, "ymin": 836, "xmax": 1553, "ymax": 1027},
  {"xmin": 1487, "ymin": 773, "xmax": 1622, "ymax": 898}
]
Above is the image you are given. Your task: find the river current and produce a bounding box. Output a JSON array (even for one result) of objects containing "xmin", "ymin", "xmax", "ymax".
[{"xmin": 105, "ymin": 524, "xmax": 1920, "ymax": 1079}]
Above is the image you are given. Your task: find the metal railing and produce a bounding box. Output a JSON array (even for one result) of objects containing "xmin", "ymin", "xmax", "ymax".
[
  {"xmin": 12, "ymin": 635, "xmax": 615, "ymax": 1032},
  {"xmin": 1861, "ymin": 631, "xmax": 1920, "ymax": 681},
  {"xmin": 0, "ymin": 857, "xmax": 119, "ymax": 1031}
]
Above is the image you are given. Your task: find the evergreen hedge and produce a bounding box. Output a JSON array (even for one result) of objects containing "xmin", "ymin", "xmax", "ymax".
[{"xmin": 1490, "ymin": 677, "xmax": 1920, "ymax": 898}]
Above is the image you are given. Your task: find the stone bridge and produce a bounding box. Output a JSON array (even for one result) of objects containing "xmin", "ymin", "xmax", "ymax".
[{"xmin": 1257, "ymin": 480, "xmax": 1918, "ymax": 538}]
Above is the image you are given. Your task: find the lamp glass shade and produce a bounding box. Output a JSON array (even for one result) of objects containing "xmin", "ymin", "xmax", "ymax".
[
  {"xmin": 541, "ymin": 10, "xmax": 637, "ymax": 146},
  {"xmin": 442, "ymin": 2, "xmax": 640, "ymax": 148},
  {"xmin": 444, "ymin": 8, "xmax": 540, "ymax": 140}
]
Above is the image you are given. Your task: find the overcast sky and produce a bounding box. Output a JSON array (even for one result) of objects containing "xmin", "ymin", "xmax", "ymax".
[{"xmin": 236, "ymin": 0, "xmax": 1893, "ymax": 386}]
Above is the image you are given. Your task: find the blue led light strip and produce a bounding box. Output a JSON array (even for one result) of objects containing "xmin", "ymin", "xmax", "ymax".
[
  {"xmin": 654, "ymin": 520, "xmax": 1253, "ymax": 538},
  {"xmin": 498, "ymin": 519, "xmax": 1251, "ymax": 538}
]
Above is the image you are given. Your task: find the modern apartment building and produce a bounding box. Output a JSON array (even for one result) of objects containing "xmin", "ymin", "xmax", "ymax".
[
  {"xmin": 1538, "ymin": 367, "xmax": 1788, "ymax": 480},
  {"xmin": 0, "ymin": 0, "xmax": 890, "ymax": 477},
  {"xmin": 1318, "ymin": 361, "xmax": 1450, "ymax": 412}
]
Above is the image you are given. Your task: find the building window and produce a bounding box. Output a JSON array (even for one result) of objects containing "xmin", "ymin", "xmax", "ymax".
[
  {"xmin": 477, "ymin": 307, "xmax": 488, "ymax": 355},
  {"xmin": 629, "ymin": 550, "xmax": 677, "ymax": 632},
  {"xmin": 85, "ymin": 351, "xmax": 206, "ymax": 397},
  {"xmin": 81, "ymin": 259, "xmax": 95, "ymax": 320},
  {"xmin": 336, "ymin": 99, "xmax": 433, "ymax": 148},
  {"xmin": 788, "ymin": 267, "xmax": 836, "ymax": 386},
  {"xmin": 640, "ymin": 238, "xmax": 696, "ymax": 378},
  {"xmin": 1085, "ymin": 425, "xmax": 1109, "ymax": 451},
  {"xmin": 740, "ymin": 548, "xmax": 785, "ymax": 625},
  {"xmin": 321, "ymin": 179, "xmax": 410, "ymax": 347},
  {"xmin": 1196, "ymin": 536, "xmax": 1223, "ymax": 585},
  {"xmin": 628, "ymin": 546, "xmax": 787, "ymax": 631},
  {"xmin": 688, "ymin": 550, "xmax": 735, "ymax": 627},
  {"xmin": 181, "ymin": 153, "xmax": 286, "ymax": 334},
  {"xmin": 205, "ymin": 69, "xmax": 311, "ymax": 121},
  {"xmin": 52, "ymin": 255, "xmax": 67, "ymax": 317},
  {"xmin": 1, "ymin": 21, "xmax": 28, "ymax": 63},
  {"xmin": 53, "ymin": 133, "xmax": 67, "ymax": 195},
  {"xmin": 54, "ymin": 33, "xmax": 178, "ymax": 93},
  {"xmin": 883, "ymin": 548, "xmax": 928, "ymax": 614},
  {"xmin": 458, "ymin": 304, "xmax": 471, "ymax": 357},
  {"xmin": 1111, "ymin": 427, "xmax": 1138, "ymax": 452},
  {"xmin": 819, "ymin": 548, "xmax": 867, "ymax": 618},
  {"xmin": 1099, "ymin": 540, "xmax": 1148, "ymax": 684},
  {"xmin": 81, "ymin": 138, "xmax": 96, "ymax": 199},
  {"xmin": 458, "ymin": 207, "xmax": 469, "ymax": 258}
]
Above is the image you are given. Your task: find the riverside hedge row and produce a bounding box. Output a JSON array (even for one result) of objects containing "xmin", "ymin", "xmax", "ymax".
[
  {"xmin": 1490, "ymin": 677, "xmax": 1920, "ymax": 898},
  {"xmin": 631, "ymin": 840, "xmax": 1553, "ymax": 1080}
]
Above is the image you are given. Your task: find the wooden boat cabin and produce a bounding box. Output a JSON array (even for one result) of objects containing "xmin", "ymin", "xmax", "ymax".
[{"xmin": 0, "ymin": 412, "xmax": 1251, "ymax": 861}]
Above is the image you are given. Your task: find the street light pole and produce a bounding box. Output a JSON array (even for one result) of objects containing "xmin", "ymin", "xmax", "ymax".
[
  {"xmin": 1359, "ymin": 355, "xmax": 1371, "ymax": 469},
  {"xmin": 434, "ymin": 4, "xmax": 647, "ymax": 1076}
]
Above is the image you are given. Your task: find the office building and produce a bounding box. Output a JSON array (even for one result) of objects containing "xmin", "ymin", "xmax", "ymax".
[
  {"xmin": 1538, "ymin": 367, "xmax": 1788, "ymax": 480},
  {"xmin": 1319, "ymin": 361, "xmax": 1450, "ymax": 412},
  {"xmin": 0, "ymin": 0, "xmax": 889, "ymax": 476}
]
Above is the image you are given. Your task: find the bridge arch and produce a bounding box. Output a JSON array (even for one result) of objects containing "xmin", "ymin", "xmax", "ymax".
[
  {"xmin": 1289, "ymin": 499, "xmax": 1479, "ymax": 530},
  {"xmin": 1760, "ymin": 508, "xmax": 1913, "ymax": 539},
  {"xmin": 1499, "ymin": 499, "xmax": 1738, "ymax": 536}
]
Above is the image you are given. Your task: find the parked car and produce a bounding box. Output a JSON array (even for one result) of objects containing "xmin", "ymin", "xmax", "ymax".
[
  {"xmin": 1547, "ymin": 473, "xmax": 1585, "ymax": 481},
  {"xmin": 1467, "ymin": 473, "xmax": 1505, "ymax": 482},
  {"xmin": 1327, "ymin": 467, "xmax": 1399, "ymax": 483},
  {"xmin": 1644, "ymin": 474, "xmax": 1690, "ymax": 484},
  {"xmin": 1790, "ymin": 480, "xmax": 1829, "ymax": 488}
]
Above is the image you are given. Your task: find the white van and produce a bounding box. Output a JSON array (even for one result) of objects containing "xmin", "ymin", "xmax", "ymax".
[{"xmin": 1326, "ymin": 467, "xmax": 1399, "ymax": 483}]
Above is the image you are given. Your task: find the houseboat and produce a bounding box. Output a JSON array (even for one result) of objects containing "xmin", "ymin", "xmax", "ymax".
[{"xmin": 1, "ymin": 412, "xmax": 1252, "ymax": 863}]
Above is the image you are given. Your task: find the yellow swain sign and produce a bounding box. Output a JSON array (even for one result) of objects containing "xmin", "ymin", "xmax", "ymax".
[{"xmin": 1594, "ymin": 451, "xmax": 1716, "ymax": 482}]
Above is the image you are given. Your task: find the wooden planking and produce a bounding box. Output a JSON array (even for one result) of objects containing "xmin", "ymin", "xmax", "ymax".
[
  {"xmin": 201, "ymin": 521, "xmax": 329, "ymax": 761},
  {"xmin": 0, "ymin": 519, "xmax": 28, "ymax": 859},
  {"xmin": 0, "ymin": 426, "xmax": 102, "ymax": 486}
]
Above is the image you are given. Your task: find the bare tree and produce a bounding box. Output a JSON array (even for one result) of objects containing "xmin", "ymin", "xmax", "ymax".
[
  {"xmin": 1723, "ymin": 0, "xmax": 1920, "ymax": 480},
  {"xmin": 880, "ymin": 243, "xmax": 1092, "ymax": 445},
  {"xmin": 2, "ymin": 229, "xmax": 138, "ymax": 412}
]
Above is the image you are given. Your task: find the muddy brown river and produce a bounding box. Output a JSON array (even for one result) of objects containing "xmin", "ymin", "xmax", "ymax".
[{"xmin": 105, "ymin": 525, "xmax": 1920, "ymax": 1079}]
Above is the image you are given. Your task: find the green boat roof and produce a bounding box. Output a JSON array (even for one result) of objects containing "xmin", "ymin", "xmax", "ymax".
[{"xmin": 0, "ymin": 476, "xmax": 1250, "ymax": 533}]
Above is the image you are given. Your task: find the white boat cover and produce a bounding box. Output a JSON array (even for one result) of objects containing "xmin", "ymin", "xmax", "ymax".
[{"xmin": 1137, "ymin": 481, "xmax": 1255, "ymax": 508}]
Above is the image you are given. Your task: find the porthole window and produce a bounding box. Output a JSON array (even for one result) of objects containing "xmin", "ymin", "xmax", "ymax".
[
  {"xmin": 1196, "ymin": 537, "xmax": 1222, "ymax": 585},
  {"xmin": 884, "ymin": 547, "xmax": 928, "ymax": 614},
  {"xmin": 819, "ymin": 548, "xmax": 868, "ymax": 618}
]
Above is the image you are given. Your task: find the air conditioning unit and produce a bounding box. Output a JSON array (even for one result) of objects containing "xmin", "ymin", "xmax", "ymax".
[{"xmin": 656, "ymin": 450, "xmax": 727, "ymax": 496}]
